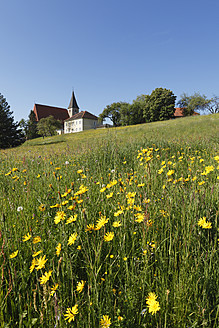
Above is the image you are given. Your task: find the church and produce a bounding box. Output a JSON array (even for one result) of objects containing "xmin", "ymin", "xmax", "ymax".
[{"xmin": 33, "ymin": 92, "xmax": 102, "ymax": 134}]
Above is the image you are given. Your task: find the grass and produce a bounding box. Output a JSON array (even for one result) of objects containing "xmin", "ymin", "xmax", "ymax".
[{"xmin": 0, "ymin": 114, "xmax": 219, "ymax": 327}]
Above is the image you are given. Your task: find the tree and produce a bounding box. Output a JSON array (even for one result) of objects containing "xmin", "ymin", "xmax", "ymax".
[
  {"xmin": 143, "ymin": 88, "xmax": 176, "ymax": 122},
  {"xmin": 19, "ymin": 119, "xmax": 28, "ymax": 139},
  {"xmin": 177, "ymin": 92, "xmax": 210, "ymax": 115},
  {"xmin": 26, "ymin": 110, "xmax": 39, "ymax": 139},
  {"xmin": 0, "ymin": 93, "xmax": 24, "ymax": 149},
  {"xmin": 37, "ymin": 115, "xmax": 62, "ymax": 137},
  {"xmin": 99, "ymin": 102, "xmax": 125, "ymax": 126},
  {"xmin": 206, "ymin": 95, "xmax": 219, "ymax": 114}
]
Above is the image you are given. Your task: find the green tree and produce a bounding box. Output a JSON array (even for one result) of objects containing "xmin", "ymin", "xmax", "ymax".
[
  {"xmin": 99, "ymin": 102, "xmax": 124, "ymax": 126},
  {"xmin": 19, "ymin": 119, "xmax": 28, "ymax": 138},
  {"xmin": 37, "ymin": 115, "xmax": 62, "ymax": 137},
  {"xmin": 26, "ymin": 110, "xmax": 39, "ymax": 139},
  {"xmin": 177, "ymin": 92, "xmax": 210, "ymax": 115},
  {"xmin": 0, "ymin": 93, "xmax": 23, "ymax": 149},
  {"xmin": 143, "ymin": 88, "xmax": 176, "ymax": 122},
  {"xmin": 206, "ymin": 95, "xmax": 219, "ymax": 114}
]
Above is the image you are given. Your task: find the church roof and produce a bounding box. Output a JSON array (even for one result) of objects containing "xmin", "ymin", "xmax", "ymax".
[
  {"xmin": 33, "ymin": 104, "xmax": 69, "ymax": 122},
  {"xmin": 68, "ymin": 91, "xmax": 79, "ymax": 109},
  {"xmin": 65, "ymin": 111, "xmax": 99, "ymax": 121}
]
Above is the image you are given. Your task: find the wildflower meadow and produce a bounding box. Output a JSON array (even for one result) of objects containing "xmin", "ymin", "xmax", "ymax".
[{"xmin": 0, "ymin": 114, "xmax": 219, "ymax": 327}]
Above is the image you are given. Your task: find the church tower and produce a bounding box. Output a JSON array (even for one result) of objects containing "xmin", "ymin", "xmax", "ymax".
[{"xmin": 68, "ymin": 91, "xmax": 79, "ymax": 117}]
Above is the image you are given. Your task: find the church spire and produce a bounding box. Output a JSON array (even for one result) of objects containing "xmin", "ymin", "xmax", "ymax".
[{"xmin": 68, "ymin": 91, "xmax": 79, "ymax": 117}]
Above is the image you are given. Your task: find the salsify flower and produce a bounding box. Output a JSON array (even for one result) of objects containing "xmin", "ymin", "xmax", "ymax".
[
  {"xmin": 85, "ymin": 224, "xmax": 95, "ymax": 232},
  {"xmin": 95, "ymin": 216, "xmax": 109, "ymax": 230},
  {"xmin": 68, "ymin": 233, "xmax": 78, "ymax": 245},
  {"xmin": 76, "ymin": 280, "xmax": 86, "ymax": 293},
  {"xmin": 32, "ymin": 236, "xmax": 41, "ymax": 244},
  {"xmin": 56, "ymin": 243, "xmax": 61, "ymax": 256},
  {"xmin": 35, "ymin": 255, "xmax": 48, "ymax": 270},
  {"xmin": 66, "ymin": 214, "xmax": 77, "ymax": 224},
  {"xmin": 198, "ymin": 217, "xmax": 212, "ymax": 229},
  {"xmin": 22, "ymin": 232, "xmax": 31, "ymax": 242},
  {"xmin": 100, "ymin": 315, "xmax": 112, "ymax": 327},
  {"xmin": 104, "ymin": 232, "xmax": 114, "ymax": 242},
  {"xmin": 29, "ymin": 258, "xmax": 37, "ymax": 273},
  {"xmin": 50, "ymin": 283, "xmax": 59, "ymax": 296},
  {"xmin": 32, "ymin": 250, "xmax": 43, "ymax": 257},
  {"xmin": 64, "ymin": 304, "xmax": 78, "ymax": 322},
  {"xmin": 39, "ymin": 270, "xmax": 53, "ymax": 285},
  {"xmin": 112, "ymin": 221, "xmax": 121, "ymax": 227},
  {"xmin": 54, "ymin": 211, "xmax": 66, "ymax": 224},
  {"xmin": 146, "ymin": 292, "xmax": 160, "ymax": 315},
  {"xmin": 10, "ymin": 250, "xmax": 18, "ymax": 259}
]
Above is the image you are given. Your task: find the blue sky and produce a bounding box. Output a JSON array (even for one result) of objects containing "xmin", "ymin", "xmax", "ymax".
[{"xmin": 1, "ymin": 0, "xmax": 219, "ymax": 122}]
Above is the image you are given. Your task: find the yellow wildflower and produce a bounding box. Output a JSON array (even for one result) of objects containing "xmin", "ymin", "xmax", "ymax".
[
  {"xmin": 76, "ymin": 280, "xmax": 86, "ymax": 293},
  {"xmin": 32, "ymin": 236, "xmax": 41, "ymax": 244},
  {"xmin": 66, "ymin": 214, "xmax": 77, "ymax": 224},
  {"xmin": 112, "ymin": 221, "xmax": 122, "ymax": 227},
  {"xmin": 22, "ymin": 232, "xmax": 31, "ymax": 242},
  {"xmin": 100, "ymin": 315, "xmax": 112, "ymax": 327},
  {"xmin": 64, "ymin": 304, "xmax": 78, "ymax": 322},
  {"xmin": 104, "ymin": 232, "xmax": 114, "ymax": 242},
  {"xmin": 39, "ymin": 270, "xmax": 52, "ymax": 285},
  {"xmin": 35, "ymin": 255, "xmax": 47, "ymax": 270},
  {"xmin": 50, "ymin": 283, "xmax": 59, "ymax": 296},
  {"xmin": 56, "ymin": 243, "xmax": 61, "ymax": 256},
  {"xmin": 68, "ymin": 233, "xmax": 78, "ymax": 245},
  {"xmin": 10, "ymin": 250, "xmax": 18, "ymax": 259}
]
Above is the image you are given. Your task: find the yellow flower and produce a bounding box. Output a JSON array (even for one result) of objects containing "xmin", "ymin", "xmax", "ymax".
[
  {"xmin": 198, "ymin": 217, "xmax": 212, "ymax": 229},
  {"xmin": 146, "ymin": 292, "xmax": 160, "ymax": 315},
  {"xmin": 32, "ymin": 236, "xmax": 41, "ymax": 244},
  {"xmin": 64, "ymin": 304, "xmax": 78, "ymax": 322},
  {"xmin": 54, "ymin": 211, "xmax": 66, "ymax": 224},
  {"xmin": 76, "ymin": 280, "xmax": 86, "ymax": 293},
  {"xmin": 22, "ymin": 232, "xmax": 31, "ymax": 242},
  {"xmin": 106, "ymin": 192, "xmax": 113, "ymax": 199},
  {"xmin": 114, "ymin": 210, "xmax": 123, "ymax": 217},
  {"xmin": 56, "ymin": 243, "xmax": 61, "ymax": 256},
  {"xmin": 39, "ymin": 204, "xmax": 46, "ymax": 211},
  {"xmin": 32, "ymin": 250, "xmax": 43, "ymax": 257},
  {"xmin": 104, "ymin": 232, "xmax": 114, "ymax": 242},
  {"xmin": 95, "ymin": 216, "xmax": 109, "ymax": 230},
  {"xmin": 35, "ymin": 255, "xmax": 47, "ymax": 270},
  {"xmin": 77, "ymin": 169, "xmax": 83, "ymax": 174},
  {"xmin": 66, "ymin": 214, "xmax": 77, "ymax": 224},
  {"xmin": 10, "ymin": 250, "xmax": 18, "ymax": 259},
  {"xmin": 85, "ymin": 224, "xmax": 95, "ymax": 232},
  {"xmin": 167, "ymin": 170, "xmax": 174, "ymax": 176},
  {"xmin": 100, "ymin": 315, "xmax": 112, "ymax": 327},
  {"xmin": 112, "ymin": 221, "xmax": 122, "ymax": 227},
  {"xmin": 135, "ymin": 213, "xmax": 144, "ymax": 223},
  {"xmin": 39, "ymin": 270, "xmax": 52, "ymax": 285},
  {"xmin": 123, "ymin": 257, "xmax": 127, "ymax": 261},
  {"xmin": 50, "ymin": 283, "xmax": 59, "ymax": 296},
  {"xmin": 29, "ymin": 258, "xmax": 37, "ymax": 273},
  {"xmin": 68, "ymin": 233, "xmax": 78, "ymax": 245}
]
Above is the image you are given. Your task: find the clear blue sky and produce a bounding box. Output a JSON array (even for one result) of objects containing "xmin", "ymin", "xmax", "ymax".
[{"xmin": 1, "ymin": 0, "xmax": 219, "ymax": 122}]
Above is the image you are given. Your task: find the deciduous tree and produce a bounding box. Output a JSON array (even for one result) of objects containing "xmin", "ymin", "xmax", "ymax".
[{"xmin": 37, "ymin": 115, "xmax": 62, "ymax": 137}]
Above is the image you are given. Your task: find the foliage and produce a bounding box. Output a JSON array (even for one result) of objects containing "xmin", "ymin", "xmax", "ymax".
[
  {"xmin": 26, "ymin": 110, "xmax": 39, "ymax": 140},
  {"xmin": 0, "ymin": 115, "xmax": 219, "ymax": 327},
  {"xmin": 143, "ymin": 88, "xmax": 176, "ymax": 122},
  {"xmin": 99, "ymin": 102, "xmax": 126, "ymax": 126},
  {"xmin": 207, "ymin": 95, "xmax": 219, "ymax": 114},
  {"xmin": 0, "ymin": 93, "xmax": 24, "ymax": 149},
  {"xmin": 37, "ymin": 115, "xmax": 62, "ymax": 137},
  {"xmin": 177, "ymin": 92, "xmax": 210, "ymax": 115}
]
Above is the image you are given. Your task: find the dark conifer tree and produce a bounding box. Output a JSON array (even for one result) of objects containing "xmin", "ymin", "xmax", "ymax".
[{"xmin": 0, "ymin": 93, "xmax": 23, "ymax": 149}]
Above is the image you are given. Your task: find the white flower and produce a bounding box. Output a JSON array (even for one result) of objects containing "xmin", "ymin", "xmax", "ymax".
[
  {"xmin": 65, "ymin": 161, "xmax": 69, "ymax": 165},
  {"xmin": 17, "ymin": 206, "xmax": 23, "ymax": 212}
]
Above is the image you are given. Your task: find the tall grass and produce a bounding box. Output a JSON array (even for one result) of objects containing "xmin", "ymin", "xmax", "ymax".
[{"xmin": 0, "ymin": 114, "xmax": 219, "ymax": 327}]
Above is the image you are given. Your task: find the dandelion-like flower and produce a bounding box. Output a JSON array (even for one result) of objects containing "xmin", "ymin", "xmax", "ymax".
[
  {"xmin": 64, "ymin": 304, "xmax": 78, "ymax": 322},
  {"xmin": 56, "ymin": 243, "xmax": 61, "ymax": 256},
  {"xmin": 32, "ymin": 236, "xmax": 41, "ymax": 244},
  {"xmin": 66, "ymin": 214, "xmax": 77, "ymax": 224},
  {"xmin": 76, "ymin": 280, "xmax": 86, "ymax": 293},
  {"xmin": 68, "ymin": 233, "xmax": 78, "ymax": 245},
  {"xmin": 95, "ymin": 216, "xmax": 109, "ymax": 230},
  {"xmin": 146, "ymin": 292, "xmax": 160, "ymax": 315},
  {"xmin": 104, "ymin": 232, "xmax": 114, "ymax": 242},
  {"xmin": 50, "ymin": 283, "xmax": 59, "ymax": 296},
  {"xmin": 29, "ymin": 258, "xmax": 37, "ymax": 273},
  {"xmin": 54, "ymin": 211, "xmax": 66, "ymax": 224},
  {"xmin": 198, "ymin": 217, "xmax": 212, "ymax": 229},
  {"xmin": 22, "ymin": 232, "xmax": 31, "ymax": 242},
  {"xmin": 10, "ymin": 250, "xmax": 18, "ymax": 259},
  {"xmin": 112, "ymin": 221, "xmax": 121, "ymax": 227},
  {"xmin": 39, "ymin": 270, "xmax": 52, "ymax": 285},
  {"xmin": 35, "ymin": 255, "xmax": 48, "ymax": 270},
  {"xmin": 100, "ymin": 315, "xmax": 112, "ymax": 327}
]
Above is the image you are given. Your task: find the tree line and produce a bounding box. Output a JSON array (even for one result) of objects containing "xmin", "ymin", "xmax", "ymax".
[
  {"xmin": 99, "ymin": 88, "xmax": 219, "ymax": 126},
  {"xmin": 1, "ymin": 89, "xmax": 219, "ymax": 149}
]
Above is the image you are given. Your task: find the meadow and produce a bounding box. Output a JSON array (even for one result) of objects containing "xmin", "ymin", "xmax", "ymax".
[{"xmin": 0, "ymin": 114, "xmax": 219, "ymax": 327}]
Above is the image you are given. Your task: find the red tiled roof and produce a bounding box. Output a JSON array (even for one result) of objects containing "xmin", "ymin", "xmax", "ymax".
[
  {"xmin": 174, "ymin": 107, "xmax": 200, "ymax": 117},
  {"xmin": 33, "ymin": 104, "xmax": 69, "ymax": 122},
  {"xmin": 65, "ymin": 111, "xmax": 99, "ymax": 121}
]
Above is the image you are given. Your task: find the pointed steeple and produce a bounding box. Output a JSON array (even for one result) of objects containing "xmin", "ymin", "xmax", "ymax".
[{"xmin": 68, "ymin": 91, "xmax": 79, "ymax": 112}]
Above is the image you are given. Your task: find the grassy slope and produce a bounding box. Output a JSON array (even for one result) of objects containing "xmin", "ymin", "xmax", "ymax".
[{"xmin": 3, "ymin": 113, "xmax": 218, "ymax": 156}]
